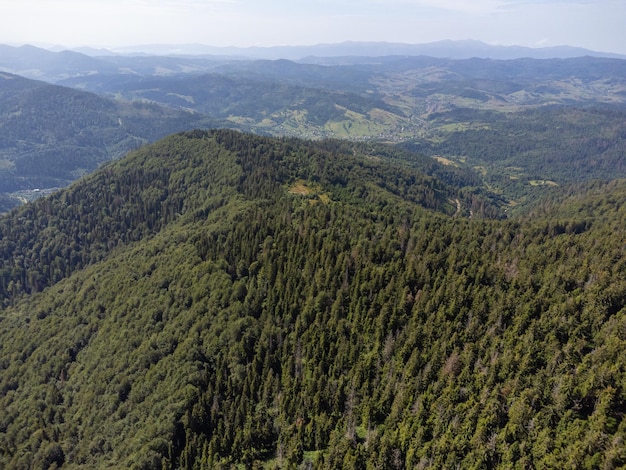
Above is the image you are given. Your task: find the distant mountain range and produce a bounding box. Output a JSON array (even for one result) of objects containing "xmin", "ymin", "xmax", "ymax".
[
  {"xmin": 84, "ymin": 39, "xmax": 626, "ymax": 61},
  {"xmin": 0, "ymin": 44, "xmax": 224, "ymax": 82},
  {"xmin": 1, "ymin": 40, "xmax": 624, "ymax": 83}
]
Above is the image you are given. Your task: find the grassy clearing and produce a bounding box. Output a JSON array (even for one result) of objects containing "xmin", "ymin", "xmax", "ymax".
[
  {"xmin": 529, "ymin": 179, "xmax": 559, "ymax": 187},
  {"xmin": 288, "ymin": 179, "xmax": 331, "ymax": 204},
  {"xmin": 432, "ymin": 155, "xmax": 457, "ymax": 166},
  {"xmin": 473, "ymin": 165, "xmax": 488, "ymax": 177},
  {"xmin": 288, "ymin": 179, "xmax": 318, "ymax": 196},
  {"xmin": 165, "ymin": 93, "xmax": 195, "ymax": 104},
  {"xmin": 0, "ymin": 159, "xmax": 15, "ymax": 170}
]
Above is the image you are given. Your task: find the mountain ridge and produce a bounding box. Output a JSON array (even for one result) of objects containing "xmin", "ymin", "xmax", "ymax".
[
  {"xmin": 99, "ymin": 39, "xmax": 626, "ymax": 61},
  {"xmin": 3, "ymin": 51, "xmax": 626, "ymax": 211},
  {"xmin": 0, "ymin": 129, "xmax": 484, "ymax": 303},
  {"xmin": 2, "ymin": 40, "xmax": 624, "ymax": 84},
  {"xmin": 0, "ymin": 129, "xmax": 625, "ymax": 468}
]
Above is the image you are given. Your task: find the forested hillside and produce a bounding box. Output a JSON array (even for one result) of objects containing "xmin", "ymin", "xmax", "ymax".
[
  {"xmin": 0, "ymin": 72, "xmax": 219, "ymax": 198},
  {"xmin": 399, "ymin": 104, "xmax": 626, "ymax": 210},
  {"xmin": 0, "ymin": 130, "xmax": 625, "ymax": 469},
  {"xmin": 52, "ymin": 54, "xmax": 626, "ymax": 209}
]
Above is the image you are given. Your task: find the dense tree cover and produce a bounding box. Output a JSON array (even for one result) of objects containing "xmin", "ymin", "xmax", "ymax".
[
  {"xmin": 399, "ymin": 105, "xmax": 626, "ymax": 209},
  {"xmin": 0, "ymin": 73, "xmax": 220, "ymax": 195},
  {"xmin": 0, "ymin": 130, "xmax": 485, "ymax": 306},
  {"xmin": 0, "ymin": 193, "xmax": 19, "ymax": 213},
  {"xmin": 0, "ymin": 130, "xmax": 625, "ymax": 469}
]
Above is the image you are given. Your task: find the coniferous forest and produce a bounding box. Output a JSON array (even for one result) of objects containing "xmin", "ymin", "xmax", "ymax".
[{"xmin": 0, "ymin": 129, "xmax": 624, "ymax": 468}]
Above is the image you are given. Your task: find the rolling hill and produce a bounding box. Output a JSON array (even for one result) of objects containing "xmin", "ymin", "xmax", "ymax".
[
  {"xmin": 56, "ymin": 55, "xmax": 626, "ymax": 146},
  {"xmin": 0, "ymin": 130, "xmax": 624, "ymax": 468}
]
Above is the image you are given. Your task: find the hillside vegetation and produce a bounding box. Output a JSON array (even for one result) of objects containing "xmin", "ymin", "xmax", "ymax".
[
  {"xmin": 0, "ymin": 72, "xmax": 219, "ymax": 198},
  {"xmin": 0, "ymin": 130, "xmax": 624, "ymax": 469},
  {"xmin": 3, "ymin": 54, "xmax": 626, "ymax": 212},
  {"xmin": 399, "ymin": 104, "xmax": 626, "ymax": 210}
]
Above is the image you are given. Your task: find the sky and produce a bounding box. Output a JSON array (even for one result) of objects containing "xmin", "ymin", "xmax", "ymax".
[{"xmin": 0, "ymin": 0, "xmax": 625, "ymax": 54}]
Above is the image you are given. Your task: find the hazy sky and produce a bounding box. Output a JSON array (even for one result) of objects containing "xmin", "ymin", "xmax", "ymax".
[{"xmin": 1, "ymin": 0, "xmax": 624, "ymax": 54}]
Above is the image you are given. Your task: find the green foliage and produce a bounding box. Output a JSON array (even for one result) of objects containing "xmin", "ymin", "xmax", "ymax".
[
  {"xmin": 0, "ymin": 193, "xmax": 20, "ymax": 213},
  {"xmin": 400, "ymin": 105, "xmax": 626, "ymax": 210},
  {"xmin": 0, "ymin": 130, "xmax": 481, "ymax": 305},
  {"xmin": 0, "ymin": 73, "xmax": 219, "ymax": 195},
  {"xmin": 0, "ymin": 130, "xmax": 625, "ymax": 468}
]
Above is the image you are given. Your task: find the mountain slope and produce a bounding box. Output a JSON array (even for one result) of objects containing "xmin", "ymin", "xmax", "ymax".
[
  {"xmin": 0, "ymin": 72, "xmax": 220, "ymax": 195},
  {"xmin": 0, "ymin": 131, "xmax": 625, "ymax": 469},
  {"xmin": 0, "ymin": 130, "xmax": 462, "ymax": 304},
  {"xmin": 0, "ymin": 44, "xmax": 116, "ymax": 81},
  {"xmin": 60, "ymin": 70, "xmax": 413, "ymax": 141}
]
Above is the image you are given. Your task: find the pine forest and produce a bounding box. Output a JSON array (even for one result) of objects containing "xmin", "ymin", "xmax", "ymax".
[{"xmin": 0, "ymin": 129, "xmax": 624, "ymax": 469}]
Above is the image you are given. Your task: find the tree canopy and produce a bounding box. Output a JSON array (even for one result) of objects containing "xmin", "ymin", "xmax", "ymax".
[{"xmin": 0, "ymin": 130, "xmax": 624, "ymax": 469}]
